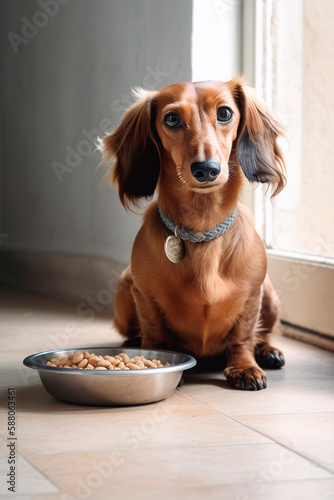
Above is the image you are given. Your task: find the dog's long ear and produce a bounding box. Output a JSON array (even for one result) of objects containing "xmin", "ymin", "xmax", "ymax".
[
  {"xmin": 102, "ymin": 88, "xmax": 160, "ymax": 209},
  {"xmin": 232, "ymin": 81, "xmax": 286, "ymax": 196}
]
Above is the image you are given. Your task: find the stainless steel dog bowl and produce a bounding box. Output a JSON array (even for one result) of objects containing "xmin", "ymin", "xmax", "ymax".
[{"xmin": 23, "ymin": 347, "xmax": 197, "ymax": 406}]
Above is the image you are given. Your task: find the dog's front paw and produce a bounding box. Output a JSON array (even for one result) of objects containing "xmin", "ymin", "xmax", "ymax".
[
  {"xmin": 255, "ymin": 343, "xmax": 285, "ymax": 369},
  {"xmin": 224, "ymin": 366, "xmax": 267, "ymax": 390}
]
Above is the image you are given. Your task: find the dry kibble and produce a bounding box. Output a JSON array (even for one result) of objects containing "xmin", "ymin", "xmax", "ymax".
[
  {"xmin": 118, "ymin": 353, "xmax": 130, "ymax": 364},
  {"xmin": 71, "ymin": 352, "xmax": 84, "ymax": 364},
  {"xmin": 46, "ymin": 361, "xmax": 57, "ymax": 367},
  {"xmin": 135, "ymin": 360, "xmax": 145, "ymax": 369},
  {"xmin": 46, "ymin": 351, "xmax": 173, "ymax": 370},
  {"xmin": 126, "ymin": 363, "xmax": 140, "ymax": 370},
  {"xmin": 69, "ymin": 350, "xmax": 81, "ymax": 359},
  {"xmin": 144, "ymin": 360, "xmax": 157, "ymax": 368},
  {"xmin": 96, "ymin": 359, "xmax": 111, "ymax": 368},
  {"xmin": 88, "ymin": 355, "xmax": 100, "ymax": 366},
  {"xmin": 152, "ymin": 359, "xmax": 164, "ymax": 367},
  {"xmin": 110, "ymin": 358, "xmax": 121, "ymax": 367},
  {"xmin": 50, "ymin": 358, "xmax": 61, "ymax": 366},
  {"xmin": 78, "ymin": 358, "xmax": 88, "ymax": 369}
]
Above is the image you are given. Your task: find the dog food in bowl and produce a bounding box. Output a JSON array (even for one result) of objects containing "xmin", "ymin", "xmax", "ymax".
[
  {"xmin": 23, "ymin": 347, "xmax": 197, "ymax": 406},
  {"xmin": 46, "ymin": 350, "xmax": 173, "ymax": 370}
]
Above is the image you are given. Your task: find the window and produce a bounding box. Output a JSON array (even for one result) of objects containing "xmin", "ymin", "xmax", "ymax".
[{"xmin": 242, "ymin": 0, "xmax": 334, "ymax": 345}]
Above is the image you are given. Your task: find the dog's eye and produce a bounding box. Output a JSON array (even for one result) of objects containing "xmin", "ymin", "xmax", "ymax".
[
  {"xmin": 217, "ymin": 107, "xmax": 233, "ymax": 123},
  {"xmin": 164, "ymin": 113, "xmax": 181, "ymax": 128}
]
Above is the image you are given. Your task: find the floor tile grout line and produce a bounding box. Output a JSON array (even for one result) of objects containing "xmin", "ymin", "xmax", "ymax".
[
  {"xmin": 180, "ymin": 393, "xmax": 334, "ymax": 476},
  {"xmin": 230, "ymin": 411, "xmax": 334, "ymax": 418},
  {"xmin": 227, "ymin": 410, "xmax": 334, "ymax": 417},
  {"xmin": 226, "ymin": 414, "xmax": 334, "ymax": 477},
  {"xmin": 180, "ymin": 389, "xmax": 334, "ymax": 418},
  {"xmin": 181, "ymin": 393, "xmax": 282, "ymax": 443},
  {"xmin": 18, "ymin": 453, "xmax": 62, "ymax": 495},
  {"xmin": 0, "ymin": 434, "xmax": 61, "ymax": 495}
]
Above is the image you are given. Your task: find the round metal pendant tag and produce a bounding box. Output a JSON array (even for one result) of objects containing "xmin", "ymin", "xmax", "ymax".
[{"xmin": 164, "ymin": 235, "xmax": 185, "ymax": 264}]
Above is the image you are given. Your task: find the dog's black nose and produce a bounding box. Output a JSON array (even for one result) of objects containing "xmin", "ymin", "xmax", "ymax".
[{"xmin": 191, "ymin": 160, "xmax": 221, "ymax": 183}]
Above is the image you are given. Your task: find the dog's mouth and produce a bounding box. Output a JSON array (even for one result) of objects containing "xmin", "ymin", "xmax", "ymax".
[
  {"xmin": 176, "ymin": 169, "xmax": 224, "ymax": 193},
  {"xmin": 189, "ymin": 182, "xmax": 222, "ymax": 193}
]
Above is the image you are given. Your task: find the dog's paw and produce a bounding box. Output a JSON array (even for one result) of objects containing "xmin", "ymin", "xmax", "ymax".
[
  {"xmin": 224, "ymin": 366, "xmax": 267, "ymax": 390},
  {"xmin": 255, "ymin": 344, "xmax": 285, "ymax": 369}
]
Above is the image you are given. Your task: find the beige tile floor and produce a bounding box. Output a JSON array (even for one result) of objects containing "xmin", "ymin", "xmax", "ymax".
[{"xmin": 0, "ymin": 287, "xmax": 334, "ymax": 499}]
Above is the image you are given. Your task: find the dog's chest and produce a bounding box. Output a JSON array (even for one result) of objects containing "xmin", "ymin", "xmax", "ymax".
[
  {"xmin": 183, "ymin": 238, "xmax": 231, "ymax": 302},
  {"xmin": 161, "ymin": 240, "xmax": 246, "ymax": 325},
  {"xmin": 162, "ymin": 280, "xmax": 245, "ymax": 357}
]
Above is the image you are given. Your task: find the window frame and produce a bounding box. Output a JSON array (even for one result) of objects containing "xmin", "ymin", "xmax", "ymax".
[{"xmin": 241, "ymin": 0, "xmax": 334, "ymax": 342}]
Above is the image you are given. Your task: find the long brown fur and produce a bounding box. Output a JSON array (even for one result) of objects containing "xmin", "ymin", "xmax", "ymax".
[{"xmin": 103, "ymin": 78, "xmax": 286, "ymax": 390}]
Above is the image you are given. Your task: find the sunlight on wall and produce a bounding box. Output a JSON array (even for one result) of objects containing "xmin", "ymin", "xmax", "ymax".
[
  {"xmin": 272, "ymin": 0, "xmax": 334, "ymax": 257},
  {"xmin": 192, "ymin": 0, "xmax": 242, "ymax": 82}
]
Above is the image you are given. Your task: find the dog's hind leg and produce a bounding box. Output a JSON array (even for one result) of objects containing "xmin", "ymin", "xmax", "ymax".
[
  {"xmin": 113, "ymin": 265, "xmax": 140, "ymax": 345},
  {"xmin": 255, "ymin": 275, "xmax": 285, "ymax": 368}
]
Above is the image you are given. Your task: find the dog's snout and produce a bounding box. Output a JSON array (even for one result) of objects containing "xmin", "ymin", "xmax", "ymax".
[{"xmin": 191, "ymin": 160, "xmax": 221, "ymax": 183}]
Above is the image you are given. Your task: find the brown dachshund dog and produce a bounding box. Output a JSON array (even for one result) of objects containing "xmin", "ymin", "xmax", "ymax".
[{"xmin": 103, "ymin": 78, "xmax": 286, "ymax": 390}]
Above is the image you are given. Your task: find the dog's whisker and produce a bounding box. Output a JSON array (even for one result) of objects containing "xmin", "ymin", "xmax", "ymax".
[{"xmin": 164, "ymin": 173, "xmax": 184, "ymax": 191}]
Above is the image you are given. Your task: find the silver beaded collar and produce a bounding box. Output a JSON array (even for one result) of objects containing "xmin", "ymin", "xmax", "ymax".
[{"xmin": 158, "ymin": 205, "xmax": 238, "ymax": 243}]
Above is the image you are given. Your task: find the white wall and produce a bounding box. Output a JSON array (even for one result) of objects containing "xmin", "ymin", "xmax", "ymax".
[{"xmin": 0, "ymin": 0, "xmax": 193, "ymax": 265}]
